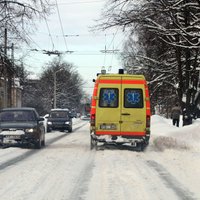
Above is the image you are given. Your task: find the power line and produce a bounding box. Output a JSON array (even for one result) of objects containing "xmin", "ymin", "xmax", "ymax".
[
  {"xmin": 58, "ymin": 0, "xmax": 105, "ymax": 6},
  {"xmin": 44, "ymin": 16, "xmax": 55, "ymax": 50},
  {"xmin": 35, "ymin": 31, "xmax": 121, "ymax": 38},
  {"xmin": 26, "ymin": 35, "xmax": 42, "ymax": 51},
  {"xmin": 55, "ymin": 0, "xmax": 68, "ymax": 51},
  {"xmin": 30, "ymin": 48, "xmax": 121, "ymax": 55}
]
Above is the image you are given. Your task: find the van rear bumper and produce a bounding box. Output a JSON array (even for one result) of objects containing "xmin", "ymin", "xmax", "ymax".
[{"xmin": 91, "ymin": 133, "xmax": 150, "ymax": 144}]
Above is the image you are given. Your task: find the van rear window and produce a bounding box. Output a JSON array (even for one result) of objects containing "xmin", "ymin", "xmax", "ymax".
[
  {"xmin": 99, "ymin": 88, "xmax": 118, "ymax": 108},
  {"xmin": 124, "ymin": 89, "xmax": 143, "ymax": 108}
]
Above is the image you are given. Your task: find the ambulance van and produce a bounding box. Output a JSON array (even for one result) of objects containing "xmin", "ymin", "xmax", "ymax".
[{"xmin": 90, "ymin": 69, "xmax": 151, "ymax": 151}]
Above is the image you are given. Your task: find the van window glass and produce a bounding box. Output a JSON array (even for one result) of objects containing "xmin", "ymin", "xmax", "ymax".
[
  {"xmin": 99, "ymin": 88, "xmax": 118, "ymax": 108},
  {"xmin": 124, "ymin": 89, "xmax": 143, "ymax": 108}
]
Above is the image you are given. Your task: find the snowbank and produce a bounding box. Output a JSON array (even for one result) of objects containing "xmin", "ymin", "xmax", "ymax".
[{"xmin": 151, "ymin": 115, "xmax": 200, "ymax": 151}]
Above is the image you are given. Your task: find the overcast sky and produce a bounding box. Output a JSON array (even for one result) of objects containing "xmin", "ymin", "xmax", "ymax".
[{"xmin": 20, "ymin": 0, "xmax": 125, "ymax": 95}]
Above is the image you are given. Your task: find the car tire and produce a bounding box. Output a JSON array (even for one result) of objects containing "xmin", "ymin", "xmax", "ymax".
[
  {"xmin": 35, "ymin": 138, "xmax": 42, "ymax": 149},
  {"xmin": 68, "ymin": 127, "xmax": 72, "ymax": 133},
  {"xmin": 47, "ymin": 127, "xmax": 51, "ymax": 132},
  {"xmin": 42, "ymin": 138, "xmax": 45, "ymax": 146}
]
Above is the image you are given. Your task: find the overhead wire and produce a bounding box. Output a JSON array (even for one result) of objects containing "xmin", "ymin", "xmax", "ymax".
[
  {"xmin": 55, "ymin": 0, "xmax": 68, "ymax": 51},
  {"xmin": 101, "ymin": 0, "xmax": 130, "ymax": 70},
  {"xmin": 38, "ymin": 0, "xmax": 55, "ymax": 50},
  {"xmin": 98, "ymin": 1, "xmax": 125, "ymax": 70},
  {"xmin": 58, "ymin": 0, "xmax": 105, "ymax": 6},
  {"xmin": 109, "ymin": 33, "xmax": 115, "ymax": 71},
  {"xmin": 102, "ymin": 30, "xmax": 120, "ymax": 71},
  {"xmin": 103, "ymin": 33, "xmax": 107, "ymax": 67},
  {"xmin": 56, "ymin": 0, "xmax": 117, "ymax": 70},
  {"xmin": 43, "ymin": 16, "xmax": 55, "ymax": 51},
  {"xmin": 21, "ymin": 0, "xmax": 124, "ymax": 71}
]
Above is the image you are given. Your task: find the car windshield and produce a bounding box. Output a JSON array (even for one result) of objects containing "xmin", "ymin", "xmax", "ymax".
[
  {"xmin": 50, "ymin": 111, "xmax": 69, "ymax": 119},
  {"xmin": 0, "ymin": 110, "xmax": 36, "ymax": 122}
]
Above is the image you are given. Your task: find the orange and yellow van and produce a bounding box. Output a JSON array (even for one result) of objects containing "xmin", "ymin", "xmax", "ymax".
[{"xmin": 90, "ymin": 69, "xmax": 151, "ymax": 151}]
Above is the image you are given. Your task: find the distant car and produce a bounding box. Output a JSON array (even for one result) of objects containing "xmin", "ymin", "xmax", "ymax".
[
  {"xmin": 70, "ymin": 111, "xmax": 77, "ymax": 118},
  {"xmin": 0, "ymin": 107, "xmax": 45, "ymax": 149},
  {"xmin": 47, "ymin": 109, "xmax": 72, "ymax": 132},
  {"xmin": 80, "ymin": 114, "xmax": 90, "ymax": 121}
]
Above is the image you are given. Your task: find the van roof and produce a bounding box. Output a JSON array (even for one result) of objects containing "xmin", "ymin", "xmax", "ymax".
[{"xmin": 97, "ymin": 73, "xmax": 145, "ymax": 79}]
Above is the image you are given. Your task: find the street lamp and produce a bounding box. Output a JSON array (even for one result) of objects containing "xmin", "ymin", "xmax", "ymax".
[{"xmin": 53, "ymin": 68, "xmax": 64, "ymax": 109}]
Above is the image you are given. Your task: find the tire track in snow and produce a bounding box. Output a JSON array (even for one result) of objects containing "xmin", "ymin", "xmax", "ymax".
[
  {"xmin": 68, "ymin": 150, "xmax": 96, "ymax": 200},
  {"xmin": 147, "ymin": 160, "xmax": 197, "ymax": 200},
  {"xmin": 0, "ymin": 122, "xmax": 88, "ymax": 171}
]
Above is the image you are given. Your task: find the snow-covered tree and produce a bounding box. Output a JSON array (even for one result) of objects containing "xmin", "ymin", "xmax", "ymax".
[
  {"xmin": 97, "ymin": 0, "xmax": 200, "ymax": 124},
  {"xmin": 39, "ymin": 57, "xmax": 84, "ymax": 113},
  {"xmin": 0, "ymin": 0, "xmax": 52, "ymax": 45}
]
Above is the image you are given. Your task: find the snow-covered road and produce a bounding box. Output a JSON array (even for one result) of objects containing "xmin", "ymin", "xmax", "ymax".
[{"xmin": 0, "ymin": 116, "xmax": 200, "ymax": 200}]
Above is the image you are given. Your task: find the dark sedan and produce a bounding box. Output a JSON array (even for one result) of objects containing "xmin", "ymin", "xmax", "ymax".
[{"xmin": 0, "ymin": 107, "xmax": 45, "ymax": 149}]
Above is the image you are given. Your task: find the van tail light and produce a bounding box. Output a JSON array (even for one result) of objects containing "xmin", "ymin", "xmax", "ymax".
[
  {"xmin": 90, "ymin": 114, "xmax": 95, "ymax": 126},
  {"xmin": 146, "ymin": 115, "xmax": 150, "ymax": 128}
]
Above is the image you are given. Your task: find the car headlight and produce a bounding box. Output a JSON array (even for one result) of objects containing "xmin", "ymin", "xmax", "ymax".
[
  {"xmin": 25, "ymin": 128, "xmax": 37, "ymax": 133},
  {"xmin": 65, "ymin": 121, "xmax": 70, "ymax": 125},
  {"xmin": 47, "ymin": 121, "xmax": 52, "ymax": 125}
]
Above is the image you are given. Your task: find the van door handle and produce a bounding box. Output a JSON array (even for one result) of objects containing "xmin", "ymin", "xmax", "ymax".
[{"xmin": 121, "ymin": 113, "xmax": 130, "ymax": 116}]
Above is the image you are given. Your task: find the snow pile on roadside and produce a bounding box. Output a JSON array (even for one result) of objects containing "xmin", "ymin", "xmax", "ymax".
[{"xmin": 151, "ymin": 115, "xmax": 200, "ymax": 151}]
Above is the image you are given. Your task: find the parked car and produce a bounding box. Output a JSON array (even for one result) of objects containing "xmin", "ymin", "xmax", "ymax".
[
  {"xmin": 0, "ymin": 107, "xmax": 45, "ymax": 149},
  {"xmin": 47, "ymin": 109, "xmax": 72, "ymax": 132}
]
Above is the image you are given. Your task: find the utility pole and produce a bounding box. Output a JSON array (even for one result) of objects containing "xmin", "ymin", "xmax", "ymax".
[
  {"xmin": 3, "ymin": 27, "xmax": 8, "ymax": 108},
  {"xmin": 53, "ymin": 68, "xmax": 64, "ymax": 108},
  {"xmin": 11, "ymin": 43, "xmax": 14, "ymax": 107},
  {"xmin": 53, "ymin": 72, "xmax": 57, "ymax": 109}
]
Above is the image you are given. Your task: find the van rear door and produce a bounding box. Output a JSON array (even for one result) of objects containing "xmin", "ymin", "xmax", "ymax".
[
  {"xmin": 120, "ymin": 76, "xmax": 146, "ymax": 136},
  {"xmin": 96, "ymin": 76, "xmax": 121, "ymax": 134}
]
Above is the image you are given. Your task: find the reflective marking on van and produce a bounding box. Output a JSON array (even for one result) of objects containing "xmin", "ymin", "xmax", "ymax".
[
  {"xmin": 98, "ymin": 79, "xmax": 146, "ymax": 84},
  {"xmin": 122, "ymin": 80, "xmax": 146, "ymax": 84},
  {"xmin": 96, "ymin": 131, "xmax": 145, "ymax": 136},
  {"xmin": 99, "ymin": 80, "xmax": 121, "ymax": 84}
]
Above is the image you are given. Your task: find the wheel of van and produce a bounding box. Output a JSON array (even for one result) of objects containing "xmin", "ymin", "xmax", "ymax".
[
  {"xmin": 90, "ymin": 137, "xmax": 94, "ymax": 150},
  {"xmin": 90, "ymin": 136, "xmax": 97, "ymax": 150},
  {"xmin": 94, "ymin": 141, "xmax": 98, "ymax": 150},
  {"xmin": 136, "ymin": 142, "xmax": 145, "ymax": 152}
]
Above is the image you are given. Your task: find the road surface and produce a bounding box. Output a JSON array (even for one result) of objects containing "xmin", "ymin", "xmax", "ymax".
[{"xmin": 0, "ymin": 118, "xmax": 199, "ymax": 200}]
